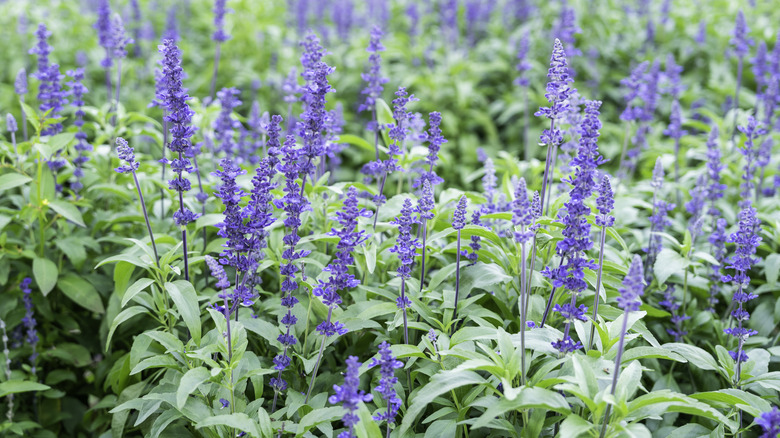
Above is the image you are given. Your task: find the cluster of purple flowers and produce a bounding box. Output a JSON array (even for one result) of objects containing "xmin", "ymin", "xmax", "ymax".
[
  {"xmin": 645, "ymin": 159, "xmax": 675, "ymax": 283},
  {"xmin": 658, "ymin": 285, "xmax": 688, "ymax": 341},
  {"xmin": 619, "ymin": 60, "xmax": 661, "ymax": 175},
  {"xmin": 159, "ymin": 39, "xmax": 199, "ymax": 227},
  {"xmin": 298, "ymin": 61, "xmax": 334, "ymax": 180},
  {"xmin": 329, "ymin": 356, "xmax": 373, "ymax": 438},
  {"xmin": 535, "ymin": 39, "xmax": 574, "ymax": 149},
  {"xmin": 722, "ymin": 206, "xmax": 761, "ymax": 363},
  {"xmin": 214, "ymin": 87, "xmax": 242, "ymax": 156},
  {"xmin": 417, "ymin": 110, "xmax": 445, "ymax": 188},
  {"xmin": 313, "ymin": 187, "xmax": 371, "ymax": 336},
  {"xmin": 30, "ymin": 24, "xmax": 67, "ymax": 136},
  {"xmin": 68, "ymin": 68, "xmax": 90, "ymax": 193},
  {"xmin": 390, "ymin": 198, "xmax": 422, "ymax": 310},
  {"xmin": 358, "ymin": 26, "xmax": 388, "ymax": 121},
  {"xmin": 21, "ymin": 278, "xmax": 38, "ymax": 376},
  {"xmin": 370, "ymin": 341, "xmax": 403, "ymax": 427},
  {"xmin": 737, "ymin": 116, "xmax": 766, "ymax": 207},
  {"xmin": 757, "ymin": 407, "xmax": 780, "ymax": 438},
  {"xmin": 212, "ymin": 0, "xmax": 231, "ymax": 42}
]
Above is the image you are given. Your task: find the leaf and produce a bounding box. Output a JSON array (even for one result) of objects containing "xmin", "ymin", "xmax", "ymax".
[
  {"xmin": 177, "ymin": 367, "xmax": 212, "ymax": 409},
  {"xmin": 165, "ymin": 280, "xmax": 202, "ymax": 345},
  {"xmin": 106, "ymin": 306, "xmax": 149, "ymax": 351},
  {"xmin": 0, "ymin": 381, "xmax": 51, "ymax": 397},
  {"xmin": 48, "ymin": 199, "xmax": 86, "ymax": 227},
  {"xmin": 472, "ymin": 386, "xmax": 571, "ymax": 429},
  {"xmin": 197, "ymin": 413, "xmax": 261, "ymax": 437},
  {"xmin": 459, "ymin": 262, "xmax": 512, "ymax": 295},
  {"xmin": 354, "ymin": 403, "xmax": 383, "ymax": 438},
  {"xmin": 558, "ymin": 414, "xmax": 593, "ymax": 438},
  {"xmin": 33, "ymin": 257, "xmax": 58, "ymax": 296},
  {"xmin": 121, "ymin": 278, "xmax": 156, "ymax": 308},
  {"xmin": 365, "ymin": 241, "xmax": 376, "ymax": 274},
  {"xmin": 399, "ymin": 370, "xmax": 486, "ymax": 436},
  {"xmin": 59, "ymin": 274, "xmax": 105, "ymax": 313},
  {"xmin": 654, "ymin": 248, "xmax": 690, "ymax": 285},
  {"xmin": 340, "ymin": 134, "xmax": 375, "ymax": 153},
  {"xmin": 766, "ymin": 253, "xmax": 780, "ymax": 285},
  {"xmin": 297, "ymin": 406, "xmax": 344, "ymax": 435},
  {"xmin": 257, "ymin": 407, "xmax": 273, "ymax": 438},
  {"xmin": 621, "ymin": 346, "xmax": 686, "ymax": 363},
  {"xmin": 663, "ymin": 343, "xmax": 719, "ymax": 371},
  {"xmin": 0, "ymin": 173, "xmax": 32, "ymax": 192}
]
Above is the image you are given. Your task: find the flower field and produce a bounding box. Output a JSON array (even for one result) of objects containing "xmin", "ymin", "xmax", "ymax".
[{"xmin": 2, "ymin": 0, "xmax": 780, "ymax": 437}]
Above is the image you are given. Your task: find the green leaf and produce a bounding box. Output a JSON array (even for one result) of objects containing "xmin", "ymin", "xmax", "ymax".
[
  {"xmin": 472, "ymin": 386, "xmax": 571, "ymax": 429},
  {"xmin": 340, "ymin": 134, "xmax": 375, "ymax": 153},
  {"xmin": 399, "ymin": 370, "xmax": 486, "ymax": 436},
  {"xmin": 558, "ymin": 414, "xmax": 593, "ymax": 438},
  {"xmin": 654, "ymin": 248, "xmax": 690, "ymax": 286},
  {"xmin": 20, "ymin": 101, "xmax": 40, "ymax": 130},
  {"xmin": 121, "ymin": 278, "xmax": 156, "ymax": 308},
  {"xmin": 197, "ymin": 413, "xmax": 261, "ymax": 437},
  {"xmin": 0, "ymin": 173, "xmax": 32, "ymax": 192},
  {"xmin": 663, "ymin": 343, "xmax": 719, "ymax": 371},
  {"xmin": 33, "ymin": 257, "xmax": 58, "ymax": 296},
  {"xmin": 106, "ymin": 306, "xmax": 149, "ymax": 351},
  {"xmin": 48, "ymin": 199, "xmax": 86, "ymax": 227},
  {"xmin": 177, "ymin": 367, "xmax": 211, "ymax": 409},
  {"xmin": 365, "ymin": 241, "xmax": 376, "ymax": 274},
  {"xmin": 0, "ymin": 381, "xmax": 51, "ymax": 397},
  {"xmin": 354, "ymin": 403, "xmax": 383, "ymax": 438},
  {"xmin": 257, "ymin": 407, "xmax": 273, "ymax": 438},
  {"xmin": 59, "ymin": 274, "xmax": 105, "ymax": 313},
  {"xmin": 165, "ymin": 280, "xmax": 202, "ymax": 345},
  {"xmin": 297, "ymin": 407, "xmax": 344, "ymax": 435},
  {"xmin": 766, "ymin": 253, "xmax": 780, "ymax": 285}
]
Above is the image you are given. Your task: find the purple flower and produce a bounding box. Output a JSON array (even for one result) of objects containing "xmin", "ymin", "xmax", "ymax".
[
  {"xmin": 730, "ymin": 10, "xmax": 753, "ymax": 58},
  {"xmin": 416, "ymin": 179, "xmax": 435, "ymax": 222},
  {"xmin": 659, "ymin": 284, "xmax": 689, "ymax": 340},
  {"xmin": 298, "ymin": 61, "xmax": 334, "ymax": 177},
  {"xmin": 695, "ymin": 20, "xmax": 707, "ymax": 45},
  {"xmin": 391, "ymin": 198, "xmax": 422, "ymax": 286},
  {"xmin": 358, "ymin": 26, "xmax": 388, "ymax": 116},
  {"xmin": 329, "ymin": 356, "xmax": 373, "ymax": 438},
  {"xmin": 663, "ymin": 99, "xmax": 686, "ymax": 140},
  {"xmin": 663, "ymin": 54, "xmax": 684, "ymax": 99},
  {"xmin": 553, "ymin": 1, "xmax": 581, "ymax": 61},
  {"xmin": 219, "ymin": 398, "xmax": 230, "ymax": 408},
  {"xmin": 94, "ymin": 0, "xmax": 113, "ymax": 67},
  {"xmin": 14, "ymin": 68, "xmax": 27, "ymax": 95},
  {"xmin": 512, "ymin": 178, "xmax": 535, "ymax": 244},
  {"xmin": 164, "ymin": 5, "xmax": 179, "ymax": 41},
  {"xmin": 68, "ymin": 68, "xmax": 91, "ymax": 193},
  {"xmin": 110, "ymin": 13, "xmax": 133, "ymax": 60},
  {"xmin": 453, "ymin": 195, "xmax": 468, "ymax": 230},
  {"xmin": 595, "ymin": 175, "xmax": 615, "ymax": 227},
  {"xmin": 313, "ymin": 187, "xmax": 371, "ymax": 335},
  {"xmin": 214, "ymin": 87, "xmax": 242, "ymax": 156},
  {"xmin": 415, "ymin": 110, "xmax": 445, "ymax": 188},
  {"xmin": 213, "ymin": 158, "xmax": 250, "ymax": 272},
  {"xmin": 757, "ymin": 407, "xmax": 780, "ymax": 438},
  {"xmin": 21, "ymin": 278, "xmax": 38, "ymax": 375},
  {"xmin": 332, "ymin": 1, "xmax": 353, "ymax": 41},
  {"xmin": 707, "ymin": 218, "xmax": 728, "ymax": 312},
  {"xmin": 370, "ymin": 342, "xmax": 403, "ymax": 425},
  {"xmin": 205, "ymin": 255, "xmax": 231, "ymax": 290},
  {"xmin": 30, "ymin": 24, "xmax": 67, "ymax": 136},
  {"xmin": 6, "ymin": 115, "xmax": 17, "ymax": 133},
  {"xmin": 159, "ymin": 39, "xmax": 199, "ymax": 226},
  {"xmin": 753, "ymin": 41, "xmax": 769, "ymax": 98},
  {"xmin": 115, "ymin": 137, "xmax": 139, "ymax": 174},
  {"xmin": 737, "ymin": 116, "xmax": 766, "ymax": 207},
  {"xmin": 467, "ymin": 210, "xmax": 482, "ymax": 264},
  {"xmin": 617, "ymin": 255, "xmax": 644, "ymax": 312},
  {"xmin": 514, "ymin": 31, "xmax": 531, "ymax": 87},
  {"xmin": 535, "ymin": 39, "xmax": 575, "ymax": 147},
  {"xmin": 722, "ymin": 206, "xmax": 761, "ymax": 363},
  {"xmin": 705, "ymin": 127, "xmax": 725, "ymax": 217},
  {"xmin": 212, "ymin": 0, "xmax": 231, "ymax": 42}
]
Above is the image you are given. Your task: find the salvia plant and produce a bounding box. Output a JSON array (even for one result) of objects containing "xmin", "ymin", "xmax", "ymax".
[{"xmin": 1, "ymin": 2, "xmax": 780, "ymax": 438}]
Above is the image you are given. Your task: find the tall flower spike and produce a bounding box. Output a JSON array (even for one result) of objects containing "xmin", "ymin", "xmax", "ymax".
[
  {"xmin": 214, "ymin": 87, "xmax": 242, "ymax": 157},
  {"xmin": 359, "ymin": 26, "xmax": 388, "ymax": 118},
  {"xmin": 212, "ymin": 0, "xmax": 231, "ymax": 42},
  {"xmin": 599, "ymin": 255, "xmax": 644, "ymax": 437},
  {"xmin": 536, "ymin": 39, "xmax": 575, "ymax": 215},
  {"xmin": 729, "ymin": 10, "xmax": 753, "ymax": 142},
  {"xmin": 15, "ymin": 68, "xmax": 28, "ymax": 141},
  {"xmin": 370, "ymin": 341, "xmax": 403, "ymax": 434},
  {"xmin": 298, "ymin": 61, "xmax": 335, "ymax": 185},
  {"xmin": 329, "ymin": 356, "xmax": 373, "ymax": 438},
  {"xmin": 737, "ymin": 116, "xmax": 766, "ymax": 207},
  {"xmin": 722, "ymin": 206, "xmax": 761, "ymax": 366},
  {"xmin": 68, "ymin": 68, "xmax": 91, "ymax": 194},
  {"xmin": 30, "ymin": 24, "xmax": 67, "ymax": 136},
  {"xmin": 451, "ymin": 195, "xmax": 469, "ymax": 331},
  {"xmin": 20, "ymin": 278, "xmax": 38, "ymax": 377}
]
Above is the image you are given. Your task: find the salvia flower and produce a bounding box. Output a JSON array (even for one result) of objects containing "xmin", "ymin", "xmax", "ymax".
[
  {"xmin": 417, "ymin": 179, "xmax": 435, "ymax": 222},
  {"xmin": 115, "ymin": 137, "xmax": 139, "ymax": 174},
  {"xmin": 646, "ymin": 161, "xmax": 675, "ymax": 283},
  {"xmin": 595, "ymin": 175, "xmax": 615, "ymax": 227},
  {"xmin": 159, "ymin": 38, "xmax": 199, "ymax": 226},
  {"xmin": 757, "ymin": 407, "xmax": 780, "ymax": 438},
  {"xmin": 14, "ymin": 68, "xmax": 27, "ymax": 96},
  {"xmin": 110, "ymin": 13, "xmax": 132, "ymax": 60},
  {"xmin": 730, "ymin": 10, "xmax": 753, "ymax": 58},
  {"xmin": 737, "ymin": 116, "xmax": 766, "ymax": 207},
  {"xmin": 205, "ymin": 255, "xmax": 231, "ymax": 290},
  {"xmin": 20, "ymin": 278, "xmax": 38, "ymax": 376},
  {"xmin": 390, "ymin": 198, "xmax": 422, "ymax": 308},
  {"xmin": 512, "ymin": 178, "xmax": 535, "ymax": 244},
  {"xmin": 298, "ymin": 61, "xmax": 334, "ymax": 179},
  {"xmin": 30, "ymin": 24, "xmax": 67, "ymax": 136},
  {"xmin": 659, "ymin": 284, "xmax": 689, "ymax": 340},
  {"xmin": 722, "ymin": 206, "xmax": 761, "ymax": 364},
  {"xmin": 68, "ymin": 68, "xmax": 91, "ymax": 193},
  {"xmin": 416, "ymin": 110, "xmax": 445, "ymax": 188},
  {"xmin": 707, "ymin": 218, "xmax": 728, "ymax": 312},
  {"xmin": 94, "ymin": 0, "xmax": 113, "ymax": 67},
  {"xmin": 329, "ymin": 356, "xmax": 373, "ymax": 438},
  {"xmin": 212, "ymin": 0, "xmax": 231, "ymax": 42},
  {"xmin": 705, "ymin": 127, "xmax": 725, "ymax": 217},
  {"xmin": 214, "ymin": 87, "xmax": 242, "ymax": 156},
  {"xmin": 313, "ymin": 187, "xmax": 371, "ymax": 335},
  {"xmin": 370, "ymin": 341, "xmax": 403, "ymax": 426},
  {"xmin": 535, "ymin": 39, "xmax": 574, "ymax": 147},
  {"xmin": 514, "ymin": 31, "xmax": 531, "ymax": 87},
  {"xmin": 453, "ymin": 195, "xmax": 468, "ymax": 231},
  {"xmin": 358, "ymin": 26, "xmax": 388, "ymax": 118},
  {"xmin": 6, "ymin": 115, "xmax": 17, "ymax": 134}
]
